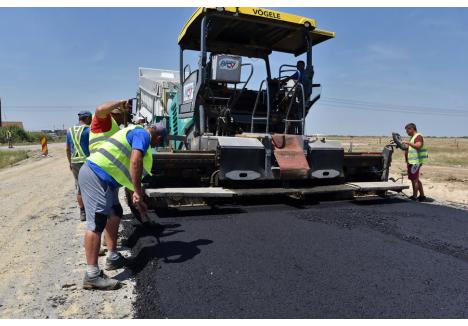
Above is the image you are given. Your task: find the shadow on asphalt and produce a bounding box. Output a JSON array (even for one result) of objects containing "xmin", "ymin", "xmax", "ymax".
[
  {"xmin": 156, "ymin": 206, "xmax": 246, "ymax": 218},
  {"xmin": 122, "ymin": 222, "xmax": 213, "ymax": 275},
  {"xmin": 351, "ymin": 197, "xmax": 409, "ymax": 206},
  {"xmin": 123, "ymin": 222, "xmax": 184, "ymax": 248},
  {"xmin": 150, "ymin": 196, "xmax": 322, "ymax": 218}
]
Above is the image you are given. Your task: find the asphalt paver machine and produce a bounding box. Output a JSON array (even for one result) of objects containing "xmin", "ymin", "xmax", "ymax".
[{"xmin": 140, "ymin": 7, "xmax": 407, "ymax": 208}]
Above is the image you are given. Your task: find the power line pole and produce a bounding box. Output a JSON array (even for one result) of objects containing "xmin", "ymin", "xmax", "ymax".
[{"xmin": 0, "ymin": 97, "xmax": 2, "ymax": 127}]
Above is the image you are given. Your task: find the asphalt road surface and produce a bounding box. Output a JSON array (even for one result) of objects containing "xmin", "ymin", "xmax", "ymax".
[{"xmin": 122, "ymin": 196, "xmax": 468, "ymax": 318}]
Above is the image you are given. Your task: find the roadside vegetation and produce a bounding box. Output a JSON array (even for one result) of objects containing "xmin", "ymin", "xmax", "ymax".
[
  {"xmin": 0, "ymin": 126, "xmax": 65, "ymax": 144},
  {"xmin": 0, "ymin": 150, "xmax": 29, "ymax": 169}
]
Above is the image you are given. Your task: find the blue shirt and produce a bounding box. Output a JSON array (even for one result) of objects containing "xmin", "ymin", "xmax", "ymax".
[
  {"xmin": 66, "ymin": 125, "xmax": 90, "ymax": 157},
  {"xmin": 88, "ymin": 128, "xmax": 151, "ymax": 188},
  {"xmin": 291, "ymin": 69, "xmax": 305, "ymax": 84}
]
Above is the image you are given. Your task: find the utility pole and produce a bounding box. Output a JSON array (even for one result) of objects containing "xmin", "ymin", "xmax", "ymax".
[{"xmin": 0, "ymin": 97, "xmax": 2, "ymax": 127}]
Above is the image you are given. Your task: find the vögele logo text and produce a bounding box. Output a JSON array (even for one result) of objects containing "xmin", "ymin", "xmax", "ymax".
[{"xmin": 252, "ymin": 9, "xmax": 281, "ymax": 20}]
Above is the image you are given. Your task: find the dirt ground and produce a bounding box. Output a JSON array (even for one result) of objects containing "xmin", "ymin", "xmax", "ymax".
[
  {"xmin": 0, "ymin": 143, "xmax": 134, "ymax": 318},
  {"xmin": 393, "ymin": 163, "xmax": 468, "ymax": 208}
]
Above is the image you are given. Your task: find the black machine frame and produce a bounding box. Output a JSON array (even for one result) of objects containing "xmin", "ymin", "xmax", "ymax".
[{"xmin": 177, "ymin": 9, "xmax": 318, "ymax": 137}]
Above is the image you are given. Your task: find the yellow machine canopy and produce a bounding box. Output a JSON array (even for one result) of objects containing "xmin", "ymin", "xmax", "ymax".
[{"xmin": 178, "ymin": 7, "xmax": 336, "ymax": 58}]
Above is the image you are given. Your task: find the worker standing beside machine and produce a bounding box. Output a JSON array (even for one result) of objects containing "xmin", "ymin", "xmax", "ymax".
[{"xmin": 403, "ymin": 123, "xmax": 428, "ymax": 202}]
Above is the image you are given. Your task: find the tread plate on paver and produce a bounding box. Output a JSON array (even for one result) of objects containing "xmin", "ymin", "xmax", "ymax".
[
  {"xmin": 145, "ymin": 187, "xmax": 235, "ymax": 198},
  {"xmin": 145, "ymin": 182, "xmax": 408, "ymax": 198},
  {"xmin": 350, "ymin": 181, "xmax": 408, "ymax": 192}
]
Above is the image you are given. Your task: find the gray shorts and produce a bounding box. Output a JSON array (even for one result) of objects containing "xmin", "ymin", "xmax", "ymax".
[
  {"xmin": 71, "ymin": 163, "xmax": 83, "ymax": 194},
  {"xmin": 78, "ymin": 163, "xmax": 123, "ymax": 232}
]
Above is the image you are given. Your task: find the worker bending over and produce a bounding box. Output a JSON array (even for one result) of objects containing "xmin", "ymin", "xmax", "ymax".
[
  {"xmin": 403, "ymin": 123, "xmax": 428, "ymax": 202},
  {"xmin": 90, "ymin": 99, "xmax": 132, "ymax": 253},
  {"xmin": 79, "ymin": 123, "xmax": 167, "ymax": 290},
  {"xmin": 66, "ymin": 111, "xmax": 92, "ymax": 221}
]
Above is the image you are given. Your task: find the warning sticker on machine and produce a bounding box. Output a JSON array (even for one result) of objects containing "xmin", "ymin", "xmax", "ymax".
[{"xmin": 183, "ymin": 82, "xmax": 194, "ymax": 102}]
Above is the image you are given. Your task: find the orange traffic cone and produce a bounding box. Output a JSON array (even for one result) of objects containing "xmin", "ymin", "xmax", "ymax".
[{"xmin": 40, "ymin": 136, "xmax": 48, "ymax": 157}]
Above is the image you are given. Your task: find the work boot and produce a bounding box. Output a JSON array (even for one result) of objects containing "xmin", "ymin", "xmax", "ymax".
[
  {"xmin": 80, "ymin": 208, "xmax": 86, "ymax": 221},
  {"xmin": 418, "ymin": 195, "xmax": 427, "ymax": 202},
  {"xmin": 105, "ymin": 252, "xmax": 128, "ymax": 271},
  {"xmin": 83, "ymin": 271, "xmax": 120, "ymax": 290},
  {"xmin": 409, "ymin": 196, "xmax": 418, "ymax": 201}
]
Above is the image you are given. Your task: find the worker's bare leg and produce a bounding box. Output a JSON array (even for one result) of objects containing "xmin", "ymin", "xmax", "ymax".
[
  {"xmin": 77, "ymin": 193, "xmax": 84, "ymax": 210},
  {"xmin": 103, "ymin": 213, "xmax": 128, "ymax": 270},
  {"xmin": 418, "ymin": 180, "xmax": 425, "ymax": 197},
  {"xmin": 102, "ymin": 230, "xmax": 108, "ymax": 246},
  {"xmin": 105, "ymin": 215, "xmax": 120, "ymax": 252},
  {"xmin": 83, "ymin": 228, "xmax": 119, "ymax": 290},
  {"xmin": 85, "ymin": 230, "xmax": 101, "ymax": 266},
  {"xmin": 411, "ymin": 179, "xmax": 419, "ymax": 197}
]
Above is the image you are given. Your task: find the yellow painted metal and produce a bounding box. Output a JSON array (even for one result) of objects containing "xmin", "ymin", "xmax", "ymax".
[
  {"xmin": 178, "ymin": 7, "xmax": 335, "ymax": 45},
  {"xmin": 177, "ymin": 7, "xmax": 204, "ymax": 44},
  {"xmin": 230, "ymin": 7, "xmax": 316, "ymax": 26}
]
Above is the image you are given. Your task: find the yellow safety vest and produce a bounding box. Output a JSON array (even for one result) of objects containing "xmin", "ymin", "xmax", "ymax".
[
  {"xmin": 407, "ymin": 132, "xmax": 428, "ymax": 165},
  {"xmin": 89, "ymin": 115, "xmax": 120, "ymax": 152},
  {"xmin": 87, "ymin": 125, "xmax": 153, "ymax": 191},
  {"xmin": 69, "ymin": 125, "xmax": 88, "ymax": 164}
]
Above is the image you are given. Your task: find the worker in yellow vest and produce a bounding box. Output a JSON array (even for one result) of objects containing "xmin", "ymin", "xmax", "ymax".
[
  {"xmin": 90, "ymin": 99, "xmax": 148, "ymax": 225},
  {"xmin": 89, "ymin": 99, "xmax": 132, "ymax": 255},
  {"xmin": 66, "ymin": 111, "xmax": 92, "ymax": 221},
  {"xmin": 6, "ymin": 129, "xmax": 13, "ymax": 148},
  {"xmin": 403, "ymin": 123, "xmax": 428, "ymax": 202},
  {"xmin": 78, "ymin": 123, "xmax": 167, "ymax": 290}
]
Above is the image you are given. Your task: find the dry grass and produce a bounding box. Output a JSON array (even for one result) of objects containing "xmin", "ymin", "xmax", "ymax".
[
  {"xmin": 328, "ymin": 136, "xmax": 468, "ymax": 168},
  {"xmin": 0, "ymin": 150, "xmax": 29, "ymax": 169}
]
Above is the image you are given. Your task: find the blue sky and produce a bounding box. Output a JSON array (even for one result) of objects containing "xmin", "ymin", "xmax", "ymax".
[{"xmin": 0, "ymin": 7, "xmax": 467, "ymax": 136}]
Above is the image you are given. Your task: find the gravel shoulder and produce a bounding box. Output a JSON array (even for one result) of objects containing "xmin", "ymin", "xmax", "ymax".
[
  {"xmin": 0, "ymin": 144, "xmax": 134, "ymax": 318},
  {"xmin": 391, "ymin": 161, "xmax": 468, "ymax": 209}
]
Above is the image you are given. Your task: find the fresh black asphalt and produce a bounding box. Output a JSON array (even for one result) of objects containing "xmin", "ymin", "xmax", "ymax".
[{"xmin": 121, "ymin": 196, "xmax": 468, "ymax": 318}]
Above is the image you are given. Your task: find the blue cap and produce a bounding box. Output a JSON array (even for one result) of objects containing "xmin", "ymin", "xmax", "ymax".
[{"xmin": 78, "ymin": 110, "xmax": 92, "ymax": 118}]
